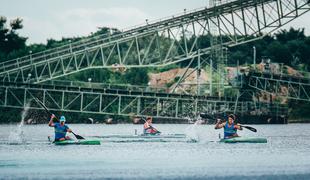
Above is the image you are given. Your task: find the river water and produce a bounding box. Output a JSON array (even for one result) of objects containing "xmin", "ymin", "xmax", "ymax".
[{"xmin": 0, "ymin": 123, "xmax": 310, "ymax": 179}]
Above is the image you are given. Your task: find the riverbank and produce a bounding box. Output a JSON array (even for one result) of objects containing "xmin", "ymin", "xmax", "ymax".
[{"xmin": 288, "ymin": 119, "xmax": 310, "ymax": 123}]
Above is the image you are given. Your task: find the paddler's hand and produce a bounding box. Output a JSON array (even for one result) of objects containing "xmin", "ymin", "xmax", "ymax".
[
  {"xmin": 215, "ymin": 119, "xmax": 222, "ymax": 129},
  {"xmin": 236, "ymin": 123, "xmax": 243, "ymax": 130},
  {"xmin": 48, "ymin": 114, "xmax": 56, "ymax": 127},
  {"xmin": 50, "ymin": 114, "xmax": 56, "ymax": 120}
]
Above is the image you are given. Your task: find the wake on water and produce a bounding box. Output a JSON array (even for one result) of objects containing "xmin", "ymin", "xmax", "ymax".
[{"xmin": 8, "ymin": 102, "xmax": 31, "ymax": 145}]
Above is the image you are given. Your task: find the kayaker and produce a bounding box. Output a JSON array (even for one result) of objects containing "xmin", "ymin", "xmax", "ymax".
[
  {"xmin": 143, "ymin": 116, "xmax": 160, "ymax": 135},
  {"xmin": 48, "ymin": 114, "xmax": 72, "ymax": 141},
  {"xmin": 215, "ymin": 114, "xmax": 242, "ymax": 139}
]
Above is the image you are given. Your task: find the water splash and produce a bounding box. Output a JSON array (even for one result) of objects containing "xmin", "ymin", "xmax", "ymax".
[
  {"xmin": 8, "ymin": 102, "xmax": 31, "ymax": 144},
  {"xmin": 185, "ymin": 117, "xmax": 205, "ymax": 142}
]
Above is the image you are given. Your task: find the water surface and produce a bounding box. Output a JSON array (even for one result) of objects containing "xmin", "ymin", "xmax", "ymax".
[{"xmin": 0, "ymin": 123, "xmax": 310, "ymax": 179}]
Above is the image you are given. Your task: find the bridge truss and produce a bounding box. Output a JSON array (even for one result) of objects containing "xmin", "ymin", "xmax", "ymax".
[
  {"xmin": 1, "ymin": 0, "xmax": 309, "ymax": 84},
  {"xmin": 0, "ymin": 0, "xmax": 309, "ymax": 120},
  {"xmin": 248, "ymin": 72, "xmax": 310, "ymax": 101},
  {"xmin": 0, "ymin": 82, "xmax": 288, "ymax": 120}
]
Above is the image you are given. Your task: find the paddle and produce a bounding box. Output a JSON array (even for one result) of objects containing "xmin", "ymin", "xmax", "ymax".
[
  {"xmin": 70, "ymin": 132, "xmax": 84, "ymax": 140},
  {"xmin": 33, "ymin": 97, "xmax": 85, "ymax": 139},
  {"xmin": 200, "ymin": 113, "xmax": 257, "ymax": 132},
  {"xmin": 141, "ymin": 117, "xmax": 161, "ymax": 134},
  {"xmin": 238, "ymin": 125, "xmax": 257, "ymax": 132}
]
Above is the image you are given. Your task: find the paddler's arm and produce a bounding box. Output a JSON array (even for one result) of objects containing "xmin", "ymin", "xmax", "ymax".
[
  {"xmin": 48, "ymin": 114, "xmax": 56, "ymax": 127},
  {"xmin": 145, "ymin": 125, "xmax": 156, "ymax": 131},
  {"xmin": 215, "ymin": 119, "xmax": 225, "ymax": 129},
  {"xmin": 234, "ymin": 123, "xmax": 243, "ymax": 130},
  {"xmin": 150, "ymin": 126, "xmax": 159, "ymax": 133},
  {"xmin": 144, "ymin": 122, "xmax": 153, "ymax": 129},
  {"xmin": 63, "ymin": 124, "xmax": 72, "ymax": 133},
  {"xmin": 148, "ymin": 123, "xmax": 155, "ymax": 130},
  {"xmin": 143, "ymin": 122, "xmax": 149, "ymax": 129},
  {"xmin": 145, "ymin": 123, "xmax": 159, "ymax": 133},
  {"xmin": 145, "ymin": 126, "xmax": 152, "ymax": 130},
  {"xmin": 148, "ymin": 123, "xmax": 159, "ymax": 131}
]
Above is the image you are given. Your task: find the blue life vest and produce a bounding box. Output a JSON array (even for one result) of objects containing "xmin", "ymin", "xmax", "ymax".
[
  {"xmin": 54, "ymin": 123, "xmax": 69, "ymax": 140},
  {"xmin": 224, "ymin": 122, "xmax": 237, "ymax": 138}
]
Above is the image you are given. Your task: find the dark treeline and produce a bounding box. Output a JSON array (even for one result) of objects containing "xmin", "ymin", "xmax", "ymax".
[
  {"xmin": 229, "ymin": 28, "xmax": 310, "ymax": 70},
  {"xmin": 1, "ymin": 16, "xmax": 310, "ymax": 122}
]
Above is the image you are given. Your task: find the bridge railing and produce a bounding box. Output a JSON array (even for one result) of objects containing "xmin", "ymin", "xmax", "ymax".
[{"xmin": 44, "ymin": 80, "xmax": 169, "ymax": 93}]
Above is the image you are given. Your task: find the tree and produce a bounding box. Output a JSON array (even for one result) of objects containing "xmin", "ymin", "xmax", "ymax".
[
  {"xmin": 265, "ymin": 41, "xmax": 291, "ymax": 65},
  {"xmin": 124, "ymin": 68, "xmax": 149, "ymax": 85},
  {"xmin": 275, "ymin": 28, "xmax": 306, "ymax": 43},
  {"xmin": 0, "ymin": 16, "xmax": 27, "ymax": 62}
]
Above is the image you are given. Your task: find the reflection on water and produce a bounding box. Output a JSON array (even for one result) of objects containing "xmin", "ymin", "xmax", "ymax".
[{"xmin": 0, "ymin": 123, "xmax": 310, "ymax": 179}]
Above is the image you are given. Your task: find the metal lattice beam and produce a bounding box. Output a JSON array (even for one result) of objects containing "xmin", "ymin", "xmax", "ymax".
[
  {"xmin": 0, "ymin": 83, "xmax": 288, "ymax": 119},
  {"xmin": 248, "ymin": 73, "xmax": 310, "ymax": 101},
  {"xmin": 1, "ymin": 0, "xmax": 309, "ymax": 84}
]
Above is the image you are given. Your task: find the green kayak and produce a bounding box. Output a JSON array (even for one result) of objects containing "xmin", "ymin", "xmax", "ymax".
[
  {"xmin": 93, "ymin": 133, "xmax": 186, "ymax": 139},
  {"xmin": 220, "ymin": 137, "xmax": 267, "ymax": 143},
  {"xmin": 54, "ymin": 139, "xmax": 101, "ymax": 145}
]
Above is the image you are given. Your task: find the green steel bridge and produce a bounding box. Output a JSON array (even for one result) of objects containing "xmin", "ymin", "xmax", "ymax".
[
  {"xmin": 0, "ymin": 81, "xmax": 288, "ymax": 120},
  {"xmin": 0, "ymin": 0, "xmax": 309, "ymax": 122}
]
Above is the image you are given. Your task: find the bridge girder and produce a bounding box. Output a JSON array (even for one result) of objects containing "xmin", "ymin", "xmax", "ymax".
[
  {"xmin": 248, "ymin": 73, "xmax": 310, "ymax": 101},
  {"xmin": 0, "ymin": 83, "xmax": 288, "ymax": 120},
  {"xmin": 0, "ymin": 0, "xmax": 309, "ymax": 84}
]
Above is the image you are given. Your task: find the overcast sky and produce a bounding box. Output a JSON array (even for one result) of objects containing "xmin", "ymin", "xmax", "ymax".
[{"xmin": 1, "ymin": 0, "xmax": 310, "ymax": 44}]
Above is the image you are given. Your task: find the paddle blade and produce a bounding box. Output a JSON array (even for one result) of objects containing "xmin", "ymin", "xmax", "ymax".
[
  {"xmin": 72, "ymin": 132, "xmax": 85, "ymax": 139},
  {"xmin": 241, "ymin": 125, "xmax": 257, "ymax": 132}
]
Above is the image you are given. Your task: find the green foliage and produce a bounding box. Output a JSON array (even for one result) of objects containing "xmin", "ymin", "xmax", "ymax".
[
  {"xmin": 0, "ymin": 16, "xmax": 27, "ymax": 60},
  {"xmin": 228, "ymin": 27, "xmax": 310, "ymax": 71},
  {"xmin": 124, "ymin": 68, "xmax": 149, "ymax": 85},
  {"xmin": 93, "ymin": 27, "xmax": 120, "ymax": 36},
  {"xmin": 224, "ymin": 87, "xmax": 239, "ymax": 97},
  {"xmin": 275, "ymin": 28, "xmax": 306, "ymax": 43},
  {"xmin": 156, "ymin": 64, "xmax": 179, "ymax": 72},
  {"xmin": 61, "ymin": 67, "xmax": 149, "ymax": 86},
  {"xmin": 267, "ymin": 41, "xmax": 291, "ymax": 64},
  {"xmin": 174, "ymin": 76, "xmax": 181, "ymax": 83},
  {"xmin": 61, "ymin": 69, "xmax": 111, "ymax": 83},
  {"xmin": 289, "ymin": 101, "xmax": 310, "ymax": 119},
  {"xmin": 10, "ymin": 18, "xmax": 23, "ymax": 30}
]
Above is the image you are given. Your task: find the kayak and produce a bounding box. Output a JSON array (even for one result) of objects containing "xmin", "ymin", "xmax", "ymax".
[
  {"xmin": 220, "ymin": 137, "xmax": 267, "ymax": 143},
  {"xmin": 53, "ymin": 139, "xmax": 101, "ymax": 145},
  {"xmin": 108, "ymin": 138, "xmax": 191, "ymax": 143},
  {"xmin": 91, "ymin": 134, "xmax": 186, "ymax": 139}
]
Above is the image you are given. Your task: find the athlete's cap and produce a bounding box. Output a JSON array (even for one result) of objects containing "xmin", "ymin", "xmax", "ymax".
[{"xmin": 60, "ymin": 116, "xmax": 66, "ymax": 122}]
